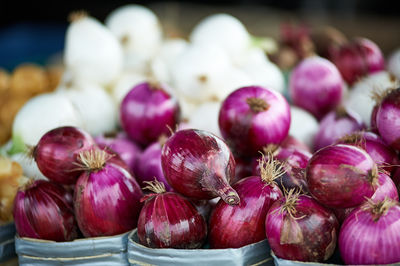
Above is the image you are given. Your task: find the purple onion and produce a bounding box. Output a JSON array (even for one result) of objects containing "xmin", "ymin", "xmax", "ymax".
[
  {"xmin": 136, "ymin": 139, "xmax": 172, "ymax": 191},
  {"xmin": 339, "ymin": 198, "xmax": 400, "ymax": 265},
  {"xmin": 95, "ymin": 132, "xmax": 141, "ymax": 174},
  {"xmin": 313, "ymin": 107, "xmax": 365, "ymax": 151},
  {"xmin": 376, "ymin": 88, "xmax": 400, "ymax": 150},
  {"xmin": 289, "ymin": 56, "xmax": 344, "ymax": 119},
  {"xmin": 219, "ymin": 86, "xmax": 290, "ymax": 156},
  {"xmin": 120, "ymin": 82, "xmax": 180, "ymax": 146}
]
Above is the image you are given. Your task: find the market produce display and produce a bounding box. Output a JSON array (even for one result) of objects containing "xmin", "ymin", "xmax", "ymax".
[{"xmin": 1, "ymin": 3, "xmax": 400, "ymax": 266}]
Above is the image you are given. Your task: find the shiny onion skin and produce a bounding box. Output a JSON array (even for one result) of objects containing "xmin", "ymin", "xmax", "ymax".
[
  {"xmin": 33, "ymin": 126, "xmax": 95, "ymax": 184},
  {"xmin": 376, "ymin": 88, "xmax": 400, "ymax": 150},
  {"xmin": 95, "ymin": 132, "xmax": 142, "ymax": 174},
  {"xmin": 338, "ymin": 131, "xmax": 399, "ymax": 173},
  {"xmin": 329, "ymin": 38, "xmax": 385, "ymax": 85},
  {"xmin": 265, "ymin": 192, "xmax": 339, "ymax": 262},
  {"xmin": 232, "ymin": 156, "xmax": 253, "ymax": 184},
  {"xmin": 13, "ymin": 180, "xmax": 78, "ymax": 241},
  {"xmin": 136, "ymin": 140, "xmax": 172, "ymax": 191},
  {"xmin": 137, "ymin": 181, "xmax": 207, "ymax": 248},
  {"xmin": 289, "ymin": 56, "xmax": 344, "ymax": 120},
  {"xmin": 306, "ymin": 144, "xmax": 378, "ymax": 208},
  {"xmin": 74, "ymin": 149, "xmax": 143, "ymax": 237},
  {"xmin": 161, "ymin": 129, "xmax": 239, "ymax": 205},
  {"xmin": 339, "ymin": 199, "xmax": 400, "ymax": 265},
  {"xmin": 120, "ymin": 82, "xmax": 180, "ymax": 146},
  {"xmin": 218, "ymin": 86, "xmax": 290, "ymax": 156},
  {"xmin": 313, "ymin": 108, "xmax": 365, "ymax": 152},
  {"xmin": 209, "ymin": 157, "xmax": 283, "ymax": 248}
]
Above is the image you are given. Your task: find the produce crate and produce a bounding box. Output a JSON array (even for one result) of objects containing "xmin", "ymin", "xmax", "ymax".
[{"xmin": 0, "ymin": 223, "xmax": 16, "ymax": 262}]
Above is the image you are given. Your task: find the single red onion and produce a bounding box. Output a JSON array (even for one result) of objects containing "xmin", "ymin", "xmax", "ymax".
[
  {"xmin": 95, "ymin": 132, "xmax": 141, "ymax": 174},
  {"xmin": 33, "ymin": 126, "xmax": 95, "ymax": 184},
  {"xmin": 137, "ymin": 181, "xmax": 207, "ymax": 248},
  {"xmin": 209, "ymin": 157, "xmax": 283, "ymax": 248},
  {"xmin": 218, "ymin": 85, "xmax": 290, "ymax": 156},
  {"xmin": 74, "ymin": 149, "xmax": 143, "ymax": 237},
  {"xmin": 266, "ymin": 191, "xmax": 339, "ymax": 262},
  {"xmin": 338, "ymin": 131, "xmax": 399, "ymax": 173},
  {"xmin": 136, "ymin": 137, "xmax": 172, "ymax": 191},
  {"xmin": 252, "ymin": 146, "xmax": 311, "ymax": 193},
  {"xmin": 339, "ymin": 198, "xmax": 400, "ymax": 265},
  {"xmin": 329, "ymin": 38, "xmax": 385, "ymax": 85},
  {"xmin": 289, "ymin": 56, "xmax": 344, "ymax": 120},
  {"xmin": 281, "ymin": 135, "xmax": 311, "ymax": 153},
  {"xmin": 333, "ymin": 171, "xmax": 398, "ymax": 223},
  {"xmin": 161, "ymin": 129, "xmax": 239, "ymax": 205},
  {"xmin": 13, "ymin": 180, "xmax": 78, "ymax": 241},
  {"xmin": 306, "ymin": 144, "xmax": 378, "ymax": 208},
  {"xmin": 313, "ymin": 107, "xmax": 365, "ymax": 151},
  {"xmin": 376, "ymin": 88, "xmax": 400, "ymax": 150},
  {"xmin": 120, "ymin": 81, "xmax": 180, "ymax": 146},
  {"xmin": 370, "ymin": 86, "xmax": 397, "ymax": 134}
]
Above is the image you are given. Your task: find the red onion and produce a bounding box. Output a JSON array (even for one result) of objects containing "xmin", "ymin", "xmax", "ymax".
[
  {"xmin": 376, "ymin": 88, "xmax": 400, "ymax": 150},
  {"xmin": 218, "ymin": 85, "xmax": 290, "ymax": 156},
  {"xmin": 232, "ymin": 156, "xmax": 253, "ymax": 184},
  {"xmin": 33, "ymin": 126, "xmax": 95, "ymax": 184},
  {"xmin": 289, "ymin": 56, "xmax": 344, "ymax": 119},
  {"xmin": 136, "ymin": 137, "xmax": 171, "ymax": 191},
  {"xmin": 13, "ymin": 180, "xmax": 78, "ymax": 241},
  {"xmin": 190, "ymin": 199, "xmax": 212, "ymax": 221},
  {"xmin": 338, "ymin": 131, "xmax": 399, "ymax": 173},
  {"xmin": 161, "ymin": 129, "xmax": 239, "ymax": 205},
  {"xmin": 313, "ymin": 107, "xmax": 365, "ymax": 151},
  {"xmin": 74, "ymin": 149, "xmax": 143, "ymax": 237},
  {"xmin": 281, "ymin": 135, "xmax": 311, "ymax": 153},
  {"xmin": 95, "ymin": 132, "xmax": 141, "ymax": 174},
  {"xmin": 137, "ymin": 181, "xmax": 207, "ymax": 248},
  {"xmin": 392, "ymin": 167, "xmax": 400, "ymax": 194},
  {"xmin": 209, "ymin": 157, "xmax": 283, "ymax": 248},
  {"xmin": 252, "ymin": 146, "xmax": 311, "ymax": 193},
  {"xmin": 339, "ymin": 198, "xmax": 400, "ymax": 265},
  {"xmin": 265, "ymin": 191, "xmax": 339, "ymax": 262},
  {"xmin": 120, "ymin": 81, "xmax": 180, "ymax": 146},
  {"xmin": 329, "ymin": 38, "xmax": 385, "ymax": 85},
  {"xmin": 306, "ymin": 144, "xmax": 378, "ymax": 208}
]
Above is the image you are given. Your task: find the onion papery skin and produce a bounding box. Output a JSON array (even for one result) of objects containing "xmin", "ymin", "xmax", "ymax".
[
  {"xmin": 313, "ymin": 108, "xmax": 365, "ymax": 152},
  {"xmin": 95, "ymin": 132, "xmax": 141, "ymax": 174},
  {"xmin": 333, "ymin": 172, "xmax": 399, "ymax": 223},
  {"xmin": 376, "ymin": 88, "xmax": 400, "ymax": 150},
  {"xmin": 136, "ymin": 141, "xmax": 172, "ymax": 191},
  {"xmin": 218, "ymin": 85, "xmax": 290, "ymax": 156},
  {"xmin": 13, "ymin": 180, "xmax": 78, "ymax": 241},
  {"xmin": 252, "ymin": 148, "xmax": 311, "ymax": 193},
  {"xmin": 339, "ymin": 200, "xmax": 400, "ymax": 265},
  {"xmin": 266, "ymin": 195, "xmax": 339, "ymax": 262},
  {"xmin": 209, "ymin": 176, "xmax": 282, "ymax": 249},
  {"xmin": 306, "ymin": 144, "xmax": 377, "ymax": 208},
  {"xmin": 34, "ymin": 126, "xmax": 95, "ymax": 184},
  {"xmin": 329, "ymin": 38, "xmax": 385, "ymax": 85},
  {"xmin": 289, "ymin": 56, "xmax": 344, "ymax": 120},
  {"xmin": 161, "ymin": 129, "xmax": 239, "ymax": 205},
  {"xmin": 137, "ymin": 192, "xmax": 207, "ymax": 248},
  {"xmin": 337, "ymin": 131, "xmax": 399, "ymax": 173},
  {"xmin": 74, "ymin": 163, "xmax": 143, "ymax": 237},
  {"xmin": 120, "ymin": 82, "xmax": 180, "ymax": 146}
]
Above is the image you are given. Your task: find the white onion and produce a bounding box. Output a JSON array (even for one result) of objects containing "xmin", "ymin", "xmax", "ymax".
[
  {"xmin": 289, "ymin": 106, "xmax": 319, "ymax": 148},
  {"xmin": 64, "ymin": 13, "xmax": 123, "ymax": 86},
  {"xmin": 187, "ymin": 101, "xmax": 221, "ymax": 137},
  {"xmin": 10, "ymin": 153, "xmax": 47, "ymax": 180},
  {"xmin": 106, "ymin": 5, "xmax": 162, "ymax": 72},
  {"xmin": 190, "ymin": 13, "xmax": 251, "ymax": 61},
  {"xmin": 178, "ymin": 97, "xmax": 200, "ymax": 120},
  {"xmin": 110, "ymin": 71, "xmax": 148, "ymax": 105},
  {"xmin": 171, "ymin": 43, "xmax": 231, "ymax": 103},
  {"xmin": 57, "ymin": 82, "xmax": 117, "ymax": 136},
  {"xmin": 345, "ymin": 71, "xmax": 399, "ymax": 126},
  {"xmin": 213, "ymin": 67, "xmax": 253, "ymax": 101},
  {"xmin": 11, "ymin": 93, "xmax": 83, "ymax": 153},
  {"xmin": 388, "ymin": 48, "xmax": 400, "ymax": 80}
]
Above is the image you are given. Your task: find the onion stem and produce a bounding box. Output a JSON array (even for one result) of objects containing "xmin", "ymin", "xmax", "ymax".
[
  {"xmin": 246, "ymin": 97, "xmax": 269, "ymax": 112},
  {"xmin": 76, "ymin": 149, "xmax": 110, "ymax": 172},
  {"xmin": 143, "ymin": 180, "xmax": 166, "ymax": 194},
  {"xmin": 259, "ymin": 154, "xmax": 285, "ymax": 185},
  {"xmin": 362, "ymin": 198, "xmax": 398, "ymax": 222}
]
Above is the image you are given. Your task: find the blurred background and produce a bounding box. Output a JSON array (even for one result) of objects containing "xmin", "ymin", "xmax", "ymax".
[{"xmin": 1, "ymin": 0, "xmax": 399, "ymax": 71}]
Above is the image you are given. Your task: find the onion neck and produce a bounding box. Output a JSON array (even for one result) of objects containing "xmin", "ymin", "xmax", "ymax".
[
  {"xmin": 77, "ymin": 149, "xmax": 109, "ymax": 172},
  {"xmin": 338, "ymin": 131, "xmax": 365, "ymax": 148},
  {"xmin": 367, "ymin": 166, "xmax": 379, "ymax": 187},
  {"xmin": 362, "ymin": 198, "xmax": 398, "ymax": 222},
  {"xmin": 259, "ymin": 154, "xmax": 285, "ymax": 185},
  {"xmin": 201, "ymin": 174, "xmax": 240, "ymax": 206},
  {"xmin": 246, "ymin": 97, "xmax": 269, "ymax": 112}
]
